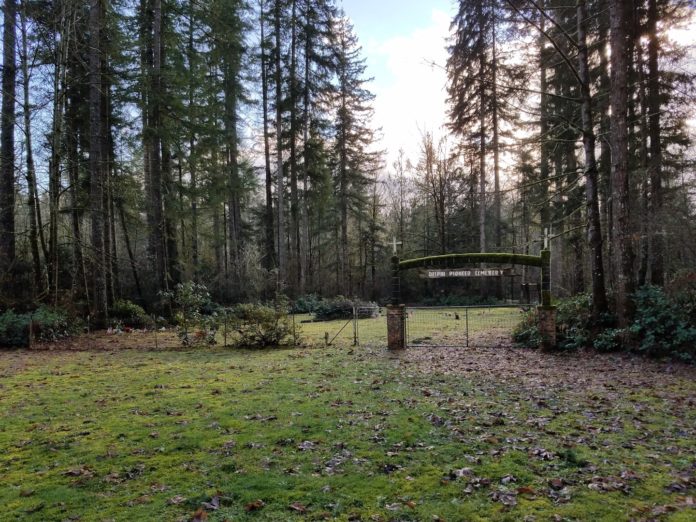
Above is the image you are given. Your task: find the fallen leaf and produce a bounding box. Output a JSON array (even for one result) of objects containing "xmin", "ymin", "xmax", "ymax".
[
  {"xmin": 517, "ymin": 486, "xmax": 536, "ymax": 496},
  {"xmin": 289, "ymin": 502, "xmax": 307, "ymax": 513},
  {"xmin": 549, "ymin": 478, "xmax": 565, "ymax": 490},
  {"xmin": 201, "ymin": 496, "xmax": 220, "ymax": 511},
  {"xmin": 245, "ymin": 499, "xmax": 265, "ymax": 512}
]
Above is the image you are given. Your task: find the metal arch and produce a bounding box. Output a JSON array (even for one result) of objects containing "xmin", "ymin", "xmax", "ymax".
[{"xmin": 398, "ymin": 252, "xmax": 543, "ymax": 271}]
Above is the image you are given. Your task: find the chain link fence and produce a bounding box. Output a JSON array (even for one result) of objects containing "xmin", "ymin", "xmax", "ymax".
[
  {"xmin": 291, "ymin": 301, "xmax": 384, "ymax": 346},
  {"xmin": 405, "ymin": 305, "xmax": 532, "ymax": 348}
]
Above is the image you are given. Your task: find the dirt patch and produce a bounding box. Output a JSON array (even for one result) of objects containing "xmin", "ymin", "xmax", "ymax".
[
  {"xmin": 28, "ymin": 329, "xmax": 182, "ymax": 351},
  {"xmin": 398, "ymin": 342, "xmax": 696, "ymax": 393}
]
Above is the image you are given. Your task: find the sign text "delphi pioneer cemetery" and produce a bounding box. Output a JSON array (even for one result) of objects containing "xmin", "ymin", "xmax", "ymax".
[{"xmin": 424, "ymin": 268, "xmax": 511, "ymax": 279}]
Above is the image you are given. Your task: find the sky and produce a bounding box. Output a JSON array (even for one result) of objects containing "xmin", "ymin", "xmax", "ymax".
[
  {"xmin": 344, "ymin": 0, "xmax": 696, "ymax": 171},
  {"xmin": 343, "ymin": 0, "xmax": 457, "ymax": 169}
]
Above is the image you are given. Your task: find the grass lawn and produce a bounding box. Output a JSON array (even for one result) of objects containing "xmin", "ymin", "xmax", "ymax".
[{"xmin": 1, "ymin": 318, "xmax": 695, "ymax": 521}]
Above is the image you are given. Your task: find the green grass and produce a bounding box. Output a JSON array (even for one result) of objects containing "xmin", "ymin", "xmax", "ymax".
[{"xmin": 1, "ymin": 318, "xmax": 695, "ymax": 521}]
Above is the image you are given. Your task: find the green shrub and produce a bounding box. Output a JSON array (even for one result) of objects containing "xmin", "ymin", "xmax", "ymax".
[
  {"xmin": 292, "ymin": 294, "xmax": 322, "ymax": 314},
  {"xmin": 512, "ymin": 308, "xmax": 541, "ymax": 349},
  {"xmin": 555, "ymin": 293, "xmax": 594, "ymax": 350},
  {"xmin": 514, "ymin": 294, "xmax": 595, "ymax": 351},
  {"xmin": 592, "ymin": 328, "xmax": 625, "ymax": 352},
  {"xmin": 667, "ymin": 271, "xmax": 696, "ymax": 329},
  {"xmin": 162, "ymin": 282, "xmax": 218, "ymax": 346},
  {"xmin": 313, "ymin": 296, "xmax": 379, "ymax": 321},
  {"xmin": 629, "ymin": 285, "xmax": 696, "ymax": 361},
  {"xmin": 0, "ymin": 310, "xmax": 28, "ymax": 347},
  {"xmin": 0, "ymin": 306, "xmax": 77, "ymax": 348},
  {"xmin": 110, "ymin": 299, "xmax": 153, "ymax": 329},
  {"xmin": 228, "ymin": 295, "xmax": 296, "ymax": 348},
  {"xmin": 513, "ymin": 294, "xmax": 615, "ymax": 351}
]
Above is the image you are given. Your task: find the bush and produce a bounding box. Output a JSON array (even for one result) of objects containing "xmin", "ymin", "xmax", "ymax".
[
  {"xmin": 628, "ymin": 285, "xmax": 696, "ymax": 361},
  {"xmin": 291, "ymin": 294, "xmax": 323, "ymax": 314},
  {"xmin": 313, "ymin": 296, "xmax": 379, "ymax": 321},
  {"xmin": 592, "ymin": 328, "xmax": 625, "ymax": 352},
  {"xmin": 0, "ymin": 310, "xmax": 27, "ymax": 347},
  {"xmin": 162, "ymin": 282, "xmax": 218, "ymax": 346},
  {"xmin": 110, "ymin": 299, "xmax": 153, "ymax": 329},
  {"xmin": 667, "ymin": 271, "xmax": 696, "ymax": 328},
  {"xmin": 512, "ymin": 308, "xmax": 541, "ymax": 349},
  {"xmin": 513, "ymin": 294, "xmax": 596, "ymax": 351},
  {"xmin": 0, "ymin": 306, "xmax": 77, "ymax": 348},
  {"xmin": 513, "ymin": 287, "xmax": 696, "ymax": 362},
  {"xmin": 555, "ymin": 293, "xmax": 595, "ymax": 350},
  {"xmin": 227, "ymin": 295, "xmax": 296, "ymax": 348}
]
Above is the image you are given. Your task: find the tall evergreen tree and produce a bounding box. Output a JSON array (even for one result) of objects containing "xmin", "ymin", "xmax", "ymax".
[
  {"xmin": 0, "ymin": 0, "xmax": 17, "ymax": 286},
  {"xmin": 332, "ymin": 15, "xmax": 381, "ymax": 295}
]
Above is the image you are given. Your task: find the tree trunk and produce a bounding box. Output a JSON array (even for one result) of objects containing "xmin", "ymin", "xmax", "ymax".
[
  {"xmin": 225, "ymin": 63, "xmax": 242, "ymax": 292},
  {"xmin": 597, "ymin": 18, "xmax": 613, "ymax": 287},
  {"xmin": 288, "ymin": 0, "xmax": 301, "ymax": 294},
  {"xmin": 647, "ymin": 0, "xmax": 663, "ymax": 286},
  {"xmin": 538, "ymin": 11, "xmax": 550, "ymax": 234},
  {"xmin": 610, "ymin": 0, "xmax": 635, "ymax": 326},
  {"xmin": 163, "ymin": 142, "xmax": 180, "ymax": 289},
  {"xmin": 1, "ymin": 0, "xmax": 17, "ymax": 284},
  {"xmin": 146, "ymin": 0, "xmax": 166, "ymax": 292},
  {"xmin": 478, "ymin": 7, "xmax": 486, "ymax": 255},
  {"xmin": 274, "ymin": 0, "xmax": 287, "ymax": 286},
  {"xmin": 260, "ymin": 1, "xmax": 275, "ymax": 272},
  {"xmin": 577, "ymin": 0, "xmax": 609, "ymax": 317},
  {"xmin": 66, "ymin": 73, "xmax": 88, "ymax": 305},
  {"xmin": 89, "ymin": 0, "xmax": 108, "ymax": 324},
  {"xmin": 491, "ymin": 16, "xmax": 501, "ymax": 251},
  {"xmin": 102, "ymin": 55, "xmax": 115, "ymax": 305},
  {"xmin": 117, "ymin": 200, "xmax": 143, "ymax": 302},
  {"xmin": 20, "ymin": 7, "xmax": 44, "ymax": 294},
  {"xmin": 188, "ymin": 2, "xmax": 199, "ymax": 279}
]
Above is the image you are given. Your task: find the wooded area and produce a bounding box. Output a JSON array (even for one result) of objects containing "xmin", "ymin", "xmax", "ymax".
[{"xmin": 0, "ymin": 0, "xmax": 694, "ymax": 329}]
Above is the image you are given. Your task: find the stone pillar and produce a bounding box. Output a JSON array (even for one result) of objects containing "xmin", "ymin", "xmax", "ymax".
[
  {"xmin": 537, "ymin": 305, "xmax": 557, "ymax": 351},
  {"xmin": 387, "ymin": 304, "xmax": 406, "ymax": 350}
]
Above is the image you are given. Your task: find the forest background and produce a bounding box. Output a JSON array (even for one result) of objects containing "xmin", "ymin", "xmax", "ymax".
[{"xmin": 0, "ymin": 0, "xmax": 694, "ymax": 330}]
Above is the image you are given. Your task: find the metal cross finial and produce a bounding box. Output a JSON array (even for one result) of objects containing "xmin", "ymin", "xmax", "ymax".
[{"xmin": 391, "ymin": 236, "xmax": 403, "ymax": 255}]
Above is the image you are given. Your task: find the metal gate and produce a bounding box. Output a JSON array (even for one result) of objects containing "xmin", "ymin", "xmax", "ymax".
[{"xmin": 405, "ymin": 305, "xmax": 532, "ymax": 348}]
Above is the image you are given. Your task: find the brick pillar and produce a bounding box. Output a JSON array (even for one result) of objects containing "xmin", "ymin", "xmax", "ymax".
[
  {"xmin": 537, "ymin": 305, "xmax": 557, "ymax": 351},
  {"xmin": 387, "ymin": 304, "xmax": 405, "ymax": 350}
]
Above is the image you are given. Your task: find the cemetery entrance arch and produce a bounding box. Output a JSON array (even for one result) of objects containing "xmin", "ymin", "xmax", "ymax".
[{"xmin": 386, "ymin": 251, "xmax": 556, "ymax": 350}]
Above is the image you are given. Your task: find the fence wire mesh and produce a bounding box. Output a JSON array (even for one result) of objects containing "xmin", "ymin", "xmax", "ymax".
[
  {"xmin": 291, "ymin": 305, "xmax": 386, "ymax": 346},
  {"xmin": 405, "ymin": 305, "xmax": 532, "ymax": 348}
]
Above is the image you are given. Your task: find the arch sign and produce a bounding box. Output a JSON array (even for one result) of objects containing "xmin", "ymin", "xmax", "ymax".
[{"xmin": 386, "ymin": 251, "xmax": 556, "ymax": 351}]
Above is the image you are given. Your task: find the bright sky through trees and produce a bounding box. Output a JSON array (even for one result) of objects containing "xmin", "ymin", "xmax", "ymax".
[
  {"xmin": 347, "ymin": 0, "xmax": 695, "ymax": 166},
  {"xmin": 346, "ymin": 0, "xmax": 456, "ymax": 165}
]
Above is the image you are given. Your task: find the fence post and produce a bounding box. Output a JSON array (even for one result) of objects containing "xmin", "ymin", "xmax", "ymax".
[
  {"xmin": 386, "ymin": 304, "xmax": 406, "ymax": 350},
  {"xmin": 465, "ymin": 308, "xmax": 469, "ymax": 348},
  {"xmin": 352, "ymin": 304, "xmax": 357, "ymax": 346},
  {"xmin": 292, "ymin": 311, "xmax": 297, "ymax": 346},
  {"xmin": 223, "ymin": 309, "xmax": 228, "ymax": 347},
  {"xmin": 27, "ymin": 311, "xmax": 34, "ymax": 349},
  {"xmin": 538, "ymin": 249, "xmax": 557, "ymax": 351},
  {"xmin": 387, "ymin": 256, "xmax": 405, "ymax": 350}
]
